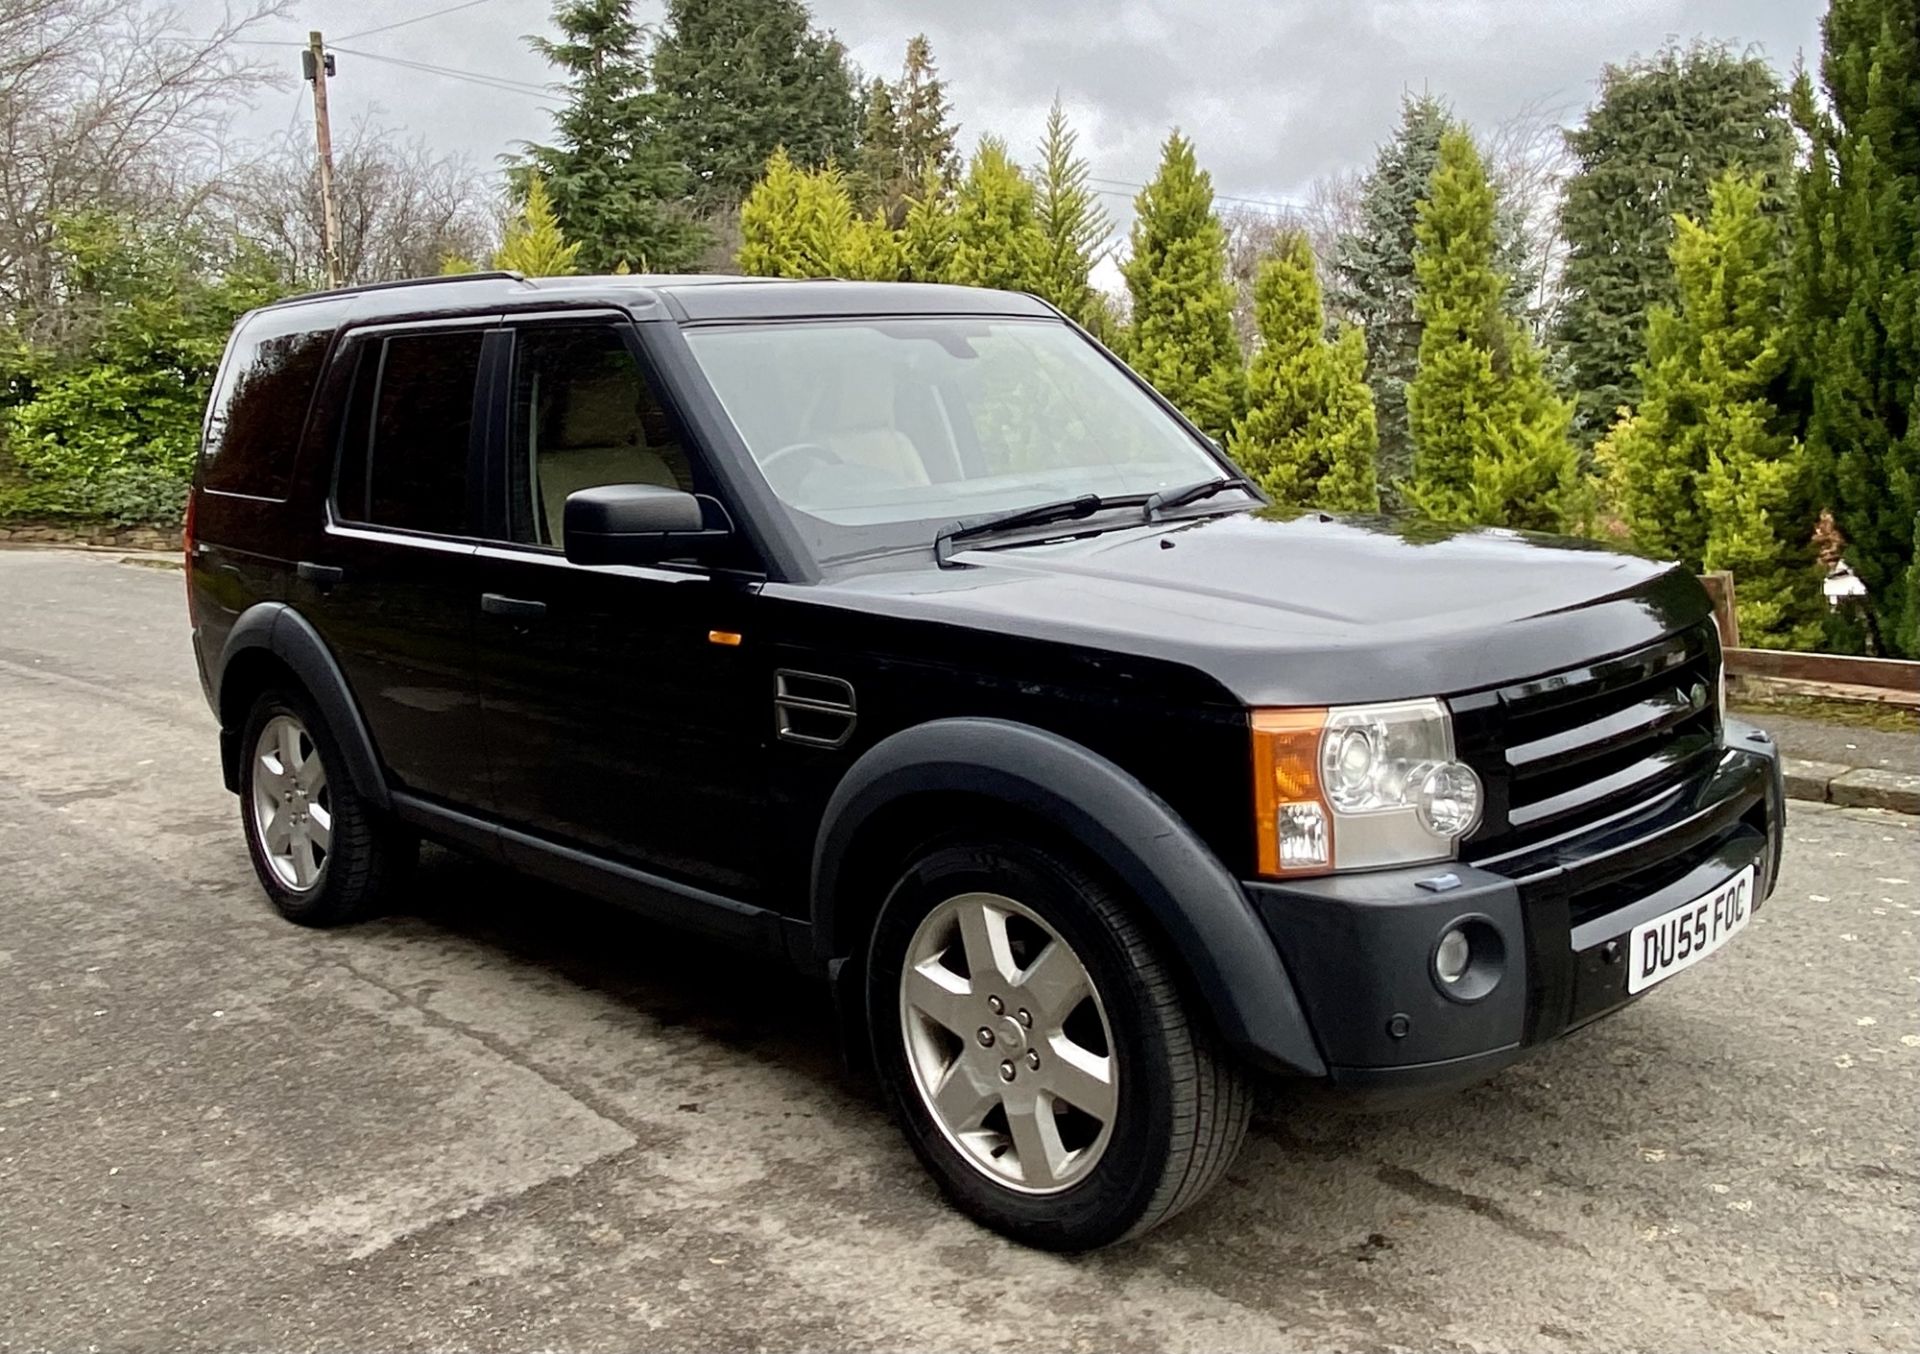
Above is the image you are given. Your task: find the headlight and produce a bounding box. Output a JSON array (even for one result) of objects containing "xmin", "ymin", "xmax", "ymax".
[{"xmin": 1252, "ymin": 698, "xmax": 1482, "ymax": 877}]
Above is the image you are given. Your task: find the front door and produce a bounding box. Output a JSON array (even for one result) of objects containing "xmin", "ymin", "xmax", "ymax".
[{"xmin": 465, "ymin": 320, "xmax": 772, "ymax": 903}]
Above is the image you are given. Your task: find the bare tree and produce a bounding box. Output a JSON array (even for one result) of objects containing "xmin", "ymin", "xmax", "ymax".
[
  {"xmin": 1482, "ymin": 97, "xmax": 1578, "ymax": 337},
  {"xmin": 0, "ymin": 0, "xmax": 287, "ymax": 334},
  {"xmin": 1220, "ymin": 204, "xmax": 1290, "ymax": 352},
  {"xmin": 218, "ymin": 120, "xmax": 498, "ymax": 287},
  {"xmin": 1218, "ymin": 175, "xmax": 1363, "ymax": 354},
  {"xmin": 1296, "ymin": 170, "xmax": 1365, "ymax": 308}
]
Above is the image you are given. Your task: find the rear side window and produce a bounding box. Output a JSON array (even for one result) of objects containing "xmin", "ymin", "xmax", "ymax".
[
  {"xmin": 335, "ymin": 331, "xmax": 485, "ymax": 536},
  {"xmin": 200, "ymin": 308, "xmax": 334, "ymax": 497}
]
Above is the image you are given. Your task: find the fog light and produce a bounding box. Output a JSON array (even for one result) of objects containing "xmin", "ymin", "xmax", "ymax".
[{"xmin": 1429, "ymin": 916, "xmax": 1506, "ymax": 1003}]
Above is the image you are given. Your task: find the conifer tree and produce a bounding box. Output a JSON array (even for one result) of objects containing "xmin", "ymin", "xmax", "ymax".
[
  {"xmin": 1404, "ymin": 131, "xmax": 1576, "ymax": 530},
  {"xmin": 653, "ymin": 0, "xmax": 860, "ymax": 211},
  {"xmin": 520, "ymin": 0, "xmax": 706, "ymax": 272},
  {"xmin": 1121, "ymin": 131, "xmax": 1245, "ymax": 442},
  {"xmin": 1559, "ymin": 42, "xmax": 1795, "ymax": 445},
  {"xmin": 1599, "ymin": 174, "xmax": 1820, "ymax": 645},
  {"xmin": 851, "ymin": 78, "xmax": 903, "ymax": 217},
  {"xmin": 1600, "ymin": 174, "xmax": 1788, "ymax": 565},
  {"xmin": 1331, "ymin": 94, "xmax": 1533, "ymax": 497},
  {"xmin": 1790, "ymin": 0, "xmax": 1919, "ymax": 655},
  {"xmin": 895, "ymin": 36, "xmax": 960, "ymax": 194},
  {"xmin": 898, "ymin": 169, "xmax": 958, "ymax": 282},
  {"xmin": 839, "ymin": 212, "xmax": 904, "ymax": 282},
  {"xmin": 1700, "ymin": 411, "xmax": 1824, "ymax": 648},
  {"xmin": 852, "ymin": 35, "xmax": 960, "ymax": 225},
  {"xmin": 1229, "ymin": 231, "xmax": 1379, "ymax": 511},
  {"xmin": 735, "ymin": 149, "xmax": 893, "ymax": 279},
  {"xmin": 945, "ymin": 138, "xmax": 1046, "ymax": 293},
  {"xmin": 1031, "ymin": 100, "xmax": 1109, "ymax": 327},
  {"xmin": 493, "ymin": 174, "xmax": 582, "ymax": 276}
]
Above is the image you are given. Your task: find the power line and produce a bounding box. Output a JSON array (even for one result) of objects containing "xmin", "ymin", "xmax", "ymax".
[
  {"xmin": 1089, "ymin": 176, "xmax": 1306, "ymax": 216},
  {"xmin": 337, "ymin": 0, "xmax": 510, "ymax": 43},
  {"xmin": 152, "ymin": 35, "xmax": 550, "ymax": 102},
  {"xmin": 150, "ymin": 36, "xmax": 301, "ymax": 47},
  {"xmin": 328, "ymin": 45, "xmax": 553, "ymax": 99}
]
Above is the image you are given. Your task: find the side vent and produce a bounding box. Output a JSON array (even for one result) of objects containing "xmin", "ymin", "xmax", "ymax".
[{"xmin": 775, "ymin": 670, "xmax": 857, "ymax": 749}]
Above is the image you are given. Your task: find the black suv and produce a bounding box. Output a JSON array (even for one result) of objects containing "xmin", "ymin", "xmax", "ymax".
[{"xmin": 188, "ymin": 272, "xmax": 1785, "ymax": 1250}]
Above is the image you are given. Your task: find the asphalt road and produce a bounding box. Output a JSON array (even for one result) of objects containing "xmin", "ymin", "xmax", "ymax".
[{"xmin": 2, "ymin": 547, "xmax": 1916, "ymax": 1353}]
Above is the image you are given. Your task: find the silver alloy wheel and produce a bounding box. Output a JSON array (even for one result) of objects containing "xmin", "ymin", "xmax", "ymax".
[
  {"xmin": 899, "ymin": 891, "xmax": 1117, "ymax": 1194},
  {"xmin": 250, "ymin": 714, "xmax": 332, "ymax": 891}
]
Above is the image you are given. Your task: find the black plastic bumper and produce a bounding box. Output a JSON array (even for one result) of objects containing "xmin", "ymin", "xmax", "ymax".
[{"xmin": 1248, "ymin": 720, "xmax": 1784, "ymax": 1103}]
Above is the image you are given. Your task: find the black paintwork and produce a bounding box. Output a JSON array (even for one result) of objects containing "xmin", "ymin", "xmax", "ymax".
[{"xmin": 188, "ymin": 273, "xmax": 1785, "ymax": 1091}]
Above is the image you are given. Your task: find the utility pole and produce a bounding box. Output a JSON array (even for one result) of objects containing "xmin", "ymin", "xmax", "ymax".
[{"xmin": 303, "ymin": 32, "xmax": 344, "ymax": 288}]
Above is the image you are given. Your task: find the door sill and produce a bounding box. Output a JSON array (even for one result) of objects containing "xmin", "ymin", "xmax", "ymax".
[{"xmin": 390, "ymin": 791, "xmax": 811, "ymax": 967}]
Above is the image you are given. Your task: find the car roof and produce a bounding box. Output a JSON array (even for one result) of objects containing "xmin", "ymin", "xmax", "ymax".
[{"xmin": 251, "ymin": 271, "xmax": 1058, "ymax": 329}]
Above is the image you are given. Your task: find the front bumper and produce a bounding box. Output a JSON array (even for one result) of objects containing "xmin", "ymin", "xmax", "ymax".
[{"xmin": 1249, "ymin": 719, "xmax": 1784, "ymax": 1102}]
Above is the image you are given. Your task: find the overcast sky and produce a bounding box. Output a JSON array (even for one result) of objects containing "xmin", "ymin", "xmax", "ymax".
[{"xmin": 189, "ymin": 0, "xmax": 1825, "ymax": 221}]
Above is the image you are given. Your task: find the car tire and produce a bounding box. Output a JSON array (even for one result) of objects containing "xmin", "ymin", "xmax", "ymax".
[
  {"xmin": 866, "ymin": 836, "xmax": 1251, "ymax": 1250},
  {"xmin": 237, "ymin": 687, "xmax": 412, "ymax": 927}
]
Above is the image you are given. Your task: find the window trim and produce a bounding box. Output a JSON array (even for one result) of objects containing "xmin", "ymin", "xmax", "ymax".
[{"xmin": 325, "ymin": 315, "xmax": 501, "ymax": 545}]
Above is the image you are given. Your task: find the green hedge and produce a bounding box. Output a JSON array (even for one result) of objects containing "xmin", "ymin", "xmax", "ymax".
[{"xmin": 0, "ymin": 214, "xmax": 278, "ymax": 529}]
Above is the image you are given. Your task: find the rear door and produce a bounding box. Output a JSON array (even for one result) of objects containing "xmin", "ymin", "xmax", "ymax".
[
  {"xmin": 464, "ymin": 318, "xmax": 772, "ymax": 903},
  {"xmin": 300, "ymin": 321, "xmax": 495, "ymax": 810}
]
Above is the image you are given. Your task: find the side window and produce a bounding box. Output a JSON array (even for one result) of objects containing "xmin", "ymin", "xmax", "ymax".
[
  {"xmin": 506, "ymin": 325, "xmax": 693, "ymax": 548},
  {"xmin": 201, "ymin": 308, "xmax": 334, "ymax": 497},
  {"xmin": 335, "ymin": 330, "xmax": 485, "ymax": 536}
]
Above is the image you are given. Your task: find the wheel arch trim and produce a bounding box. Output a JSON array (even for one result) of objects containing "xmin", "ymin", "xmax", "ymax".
[
  {"xmin": 811, "ymin": 717, "xmax": 1327, "ymax": 1077},
  {"xmin": 214, "ymin": 602, "xmax": 391, "ymax": 810}
]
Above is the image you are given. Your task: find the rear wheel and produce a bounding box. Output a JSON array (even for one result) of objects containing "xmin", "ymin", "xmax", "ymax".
[
  {"xmin": 238, "ymin": 689, "xmax": 412, "ymax": 926},
  {"xmin": 867, "ymin": 837, "xmax": 1251, "ymax": 1250}
]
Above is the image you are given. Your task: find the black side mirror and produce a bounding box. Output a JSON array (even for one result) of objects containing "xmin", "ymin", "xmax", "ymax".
[{"xmin": 562, "ymin": 484, "xmax": 731, "ymax": 566}]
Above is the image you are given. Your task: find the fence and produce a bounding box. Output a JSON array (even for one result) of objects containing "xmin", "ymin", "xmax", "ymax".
[{"xmin": 1700, "ymin": 571, "xmax": 1920, "ymax": 708}]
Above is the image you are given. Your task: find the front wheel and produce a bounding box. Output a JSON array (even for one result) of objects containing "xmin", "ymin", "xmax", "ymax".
[
  {"xmin": 866, "ymin": 838, "xmax": 1251, "ymax": 1250},
  {"xmin": 238, "ymin": 688, "xmax": 413, "ymax": 927}
]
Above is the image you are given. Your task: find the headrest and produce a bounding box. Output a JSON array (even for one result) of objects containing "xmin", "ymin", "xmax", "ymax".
[{"xmin": 554, "ymin": 369, "xmax": 642, "ymax": 449}]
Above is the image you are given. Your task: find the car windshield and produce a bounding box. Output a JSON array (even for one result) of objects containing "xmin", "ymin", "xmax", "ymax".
[{"xmin": 681, "ymin": 316, "xmax": 1242, "ymax": 561}]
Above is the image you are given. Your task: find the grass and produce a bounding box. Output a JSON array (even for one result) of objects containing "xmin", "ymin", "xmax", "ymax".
[{"xmin": 1730, "ymin": 692, "xmax": 1918, "ymax": 734}]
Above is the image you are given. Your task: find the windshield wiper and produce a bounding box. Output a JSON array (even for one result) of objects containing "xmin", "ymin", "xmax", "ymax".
[
  {"xmin": 935, "ymin": 493, "xmax": 1129, "ymax": 564},
  {"xmin": 1143, "ymin": 474, "xmax": 1256, "ymax": 522}
]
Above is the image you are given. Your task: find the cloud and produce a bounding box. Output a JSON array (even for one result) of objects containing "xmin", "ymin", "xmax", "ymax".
[{"xmin": 193, "ymin": 0, "xmax": 1823, "ymax": 221}]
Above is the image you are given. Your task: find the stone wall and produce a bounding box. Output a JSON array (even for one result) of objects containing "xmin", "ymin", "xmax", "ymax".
[{"xmin": 0, "ymin": 521, "xmax": 181, "ymax": 551}]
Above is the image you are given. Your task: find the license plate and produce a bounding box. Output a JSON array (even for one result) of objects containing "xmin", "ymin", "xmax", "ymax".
[{"xmin": 1627, "ymin": 865, "xmax": 1756, "ymax": 995}]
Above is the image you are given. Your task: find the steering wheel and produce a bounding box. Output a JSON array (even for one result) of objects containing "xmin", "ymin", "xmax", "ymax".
[{"xmin": 758, "ymin": 441, "xmax": 845, "ymax": 479}]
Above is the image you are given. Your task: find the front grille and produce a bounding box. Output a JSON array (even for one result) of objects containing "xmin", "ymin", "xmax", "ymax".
[
  {"xmin": 1454, "ymin": 623, "xmax": 1723, "ymax": 859},
  {"xmin": 1564, "ymin": 813, "xmax": 1760, "ymax": 931}
]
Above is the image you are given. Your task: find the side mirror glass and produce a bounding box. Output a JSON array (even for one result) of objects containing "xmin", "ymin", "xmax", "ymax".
[{"xmin": 562, "ymin": 484, "xmax": 731, "ymax": 566}]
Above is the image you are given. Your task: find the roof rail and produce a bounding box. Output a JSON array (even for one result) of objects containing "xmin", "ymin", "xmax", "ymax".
[{"xmin": 272, "ymin": 269, "xmax": 530, "ymax": 306}]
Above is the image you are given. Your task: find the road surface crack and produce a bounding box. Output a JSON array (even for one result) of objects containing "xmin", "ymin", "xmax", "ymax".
[{"xmin": 1376, "ymin": 1163, "xmax": 1592, "ymax": 1256}]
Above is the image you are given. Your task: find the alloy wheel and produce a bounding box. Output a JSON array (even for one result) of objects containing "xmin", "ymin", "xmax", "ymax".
[
  {"xmin": 250, "ymin": 714, "xmax": 331, "ymax": 891},
  {"xmin": 898, "ymin": 891, "xmax": 1118, "ymax": 1194}
]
